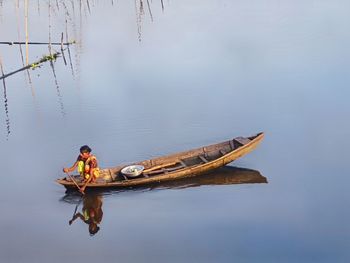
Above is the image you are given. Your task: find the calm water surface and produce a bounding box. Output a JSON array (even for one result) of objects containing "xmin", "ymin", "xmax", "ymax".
[{"xmin": 1, "ymin": 1, "xmax": 350, "ymax": 262}]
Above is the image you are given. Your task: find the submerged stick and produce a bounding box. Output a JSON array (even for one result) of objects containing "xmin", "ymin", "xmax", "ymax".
[
  {"xmin": 146, "ymin": 0, "xmax": 153, "ymax": 22},
  {"xmin": 60, "ymin": 33, "xmax": 67, "ymax": 65},
  {"xmin": 25, "ymin": 0, "xmax": 29, "ymax": 65},
  {"xmin": 15, "ymin": 0, "xmax": 36, "ymax": 98},
  {"xmin": 37, "ymin": 0, "xmax": 40, "ymax": 15},
  {"xmin": 49, "ymin": 54, "xmax": 66, "ymax": 117},
  {"xmin": 86, "ymin": 0, "xmax": 91, "ymax": 14},
  {"xmin": 15, "ymin": 0, "xmax": 26, "ymax": 67},
  {"xmin": 65, "ymin": 18, "xmax": 75, "ymax": 77},
  {"xmin": 0, "ymin": 55, "xmax": 11, "ymax": 139}
]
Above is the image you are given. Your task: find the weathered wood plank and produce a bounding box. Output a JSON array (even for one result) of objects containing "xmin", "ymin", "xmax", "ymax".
[
  {"xmin": 199, "ymin": 155, "xmax": 209, "ymax": 163},
  {"xmin": 234, "ymin": 137, "xmax": 251, "ymax": 145},
  {"xmin": 144, "ymin": 163, "xmax": 186, "ymax": 175},
  {"xmin": 220, "ymin": 149, "xmax": 226, "ymax": 156},
  {"xmin": 179, "ymin": 160, "xmax": 187, "ymax": 167},
  {"xmin": 143, "ymin": 162, "xmax": 177, "ymax": 173},
  {"xmin": 229, "ymin": 140, "xmax": 235, "ymax": 150}
]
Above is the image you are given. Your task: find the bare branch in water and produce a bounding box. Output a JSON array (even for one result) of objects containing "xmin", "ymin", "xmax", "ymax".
[
  {"xmin": 24, "ymin": 0, "xmax": 29, "ymax": 65},
  {"xmin": 48, "ymin": 0, "xmax": 52, "ymax": 54},
  {"xmin": 56, "ymin": 0, "xmax": 60, "ymax": 11},
  {"xmin": 86, "ymin": 0, "xmax": 91, "ymax": 14},
  {"xmin": 65, "ymin": 18, "xmax": 75, "ymax": 77},
  {"xmin": 0, "ymin": 56, "xmax": 11, "ymax": 139},
  {"xmin": 61, "ymin": 32, "xmax": 67, "ymax": 65},
  {"xmin": 49, "ymin": 57, "xmax": 66, "ymax": 117},
  {"xmin": 0, "ymin": 51, "xmax": 62, "ymax": 81},
  {"xmin": 135, "ymin": 0, "xmax": 144, "ymax": 42},
  {"xmin": 48, "ymin": 1, "xmax": 65, "ymax": 117},
  {"xmin": 15, "ymin": 0, "xmax": 36, "ymax": 98},
  {"xmin": 15, "ymin": 0, "xmax": 25, "ymax": 67},
  {"xmin": 37, "ymin": 0, "xmax": 40, "ymax": 15},
  {"xmin": 146, "ymin": 0, "xmax": 153, "ymax": 22},
  {"xmin": 0, "ymin": 41, "xmax": 75, "ymax": 46}
]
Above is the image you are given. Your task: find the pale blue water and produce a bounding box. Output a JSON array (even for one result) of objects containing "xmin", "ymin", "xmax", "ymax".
[{"xmin": 0, "ymin": 1, "xmax": 349, "ymax": 262}]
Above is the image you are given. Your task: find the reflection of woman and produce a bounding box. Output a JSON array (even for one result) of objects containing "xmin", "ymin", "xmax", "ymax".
[{"xmin": 69, "ymin": 194, "xmax": 103, "ymax": 236}]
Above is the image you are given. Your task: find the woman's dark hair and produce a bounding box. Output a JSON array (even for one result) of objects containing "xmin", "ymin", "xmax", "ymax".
[
  {"xmin": 89, "ymin": 224, "xmax": 100, "ymax": 236},
  {"xmin": 80, "ymin": 145, "xmax": 92, "ymax": 154}
]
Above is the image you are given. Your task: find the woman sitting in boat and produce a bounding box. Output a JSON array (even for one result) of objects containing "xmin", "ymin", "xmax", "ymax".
[{"xmin": 63, "ymin": 145, "xmax": 100, "ymax": 188}]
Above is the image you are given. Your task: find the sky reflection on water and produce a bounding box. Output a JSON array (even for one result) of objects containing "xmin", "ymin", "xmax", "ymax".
[{"xmin": 1, "ymin": 1, "xmax": 350, "ymax": 262}]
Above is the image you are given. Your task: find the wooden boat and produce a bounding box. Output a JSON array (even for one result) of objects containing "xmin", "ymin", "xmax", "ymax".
[{"xmin": 56, "ymin": 132, "xmax": 264, "ymax": 191}]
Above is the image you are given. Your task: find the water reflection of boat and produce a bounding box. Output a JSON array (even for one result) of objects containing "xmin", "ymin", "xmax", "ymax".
[
  {"xmin": 66, "ymin": 193, "xmax": 103, "ymax": 236},
  {"xmin": 62, "ymin": 166, "xmax": 266, "ymax": 196},
  {"xmin": 61, "ymin": 166, "xmax": 266, "ymax": 235},
  {"xmin": 56, "ymin": 133, "xmax": 264, "ymax": 191},
  {"xmin": 145, "ymin": 166, "xmax": 267, "ymax": 190}
]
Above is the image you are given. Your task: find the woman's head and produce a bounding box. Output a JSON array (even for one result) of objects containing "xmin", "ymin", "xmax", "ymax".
[{"xmin": 80, "ymin": 145, "xmax": 92, "ymax": 158}]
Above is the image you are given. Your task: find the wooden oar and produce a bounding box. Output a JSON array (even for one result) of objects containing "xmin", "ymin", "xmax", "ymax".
[
  {"xmin": 65, "ymin": 172, "xmax": 85, "ymax": 195},
  {"xmin": 70, "ymin": 196, "xmax": 83, "ymax": 222},
  {"xmin": 72, "ymin": 198, "xmax": 82, "ymax": 216}
]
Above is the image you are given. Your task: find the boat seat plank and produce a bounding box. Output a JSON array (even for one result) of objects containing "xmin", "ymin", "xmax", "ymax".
[
  {"xmin": 179, "ymin": 160, "xmax": 187, "ymax": 167},
  {"xmin": 199, "ymin": 155, "xmax": 209, "ymax": 163},
  {"xmin": 165, "ymin": 163, "xmax": 186, "ymax": 172},
  {"xmin": 144, "ymin": 163, "xmax": 185, "ymax": 176},
  {"xmin": 143, "ymin": 162, "xmax": 177, "ymax": 174},
  {"xmin": 144, "ymin": 169, "xmax": 164, "ymax": 176},
  {"xmin": 229, "ymin": 140, "xmax": 235, "ymax": 150},
  {"xmin": 234, "ymin": 137, "xmax": 251, "ymax": 145}
]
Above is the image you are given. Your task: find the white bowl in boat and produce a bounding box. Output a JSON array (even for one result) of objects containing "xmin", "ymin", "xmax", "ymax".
[{"xmin": 121, "ymin": 165, "xmax": 145, "ymax": 178}]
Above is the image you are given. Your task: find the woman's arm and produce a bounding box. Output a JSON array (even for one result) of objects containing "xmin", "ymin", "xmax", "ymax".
[
  {"xmin": 63, "ymin": 161, "xmax": 79, "ymax": 173},
  {"xmin": 69, "ymin": 212, "xmax": 84, "ymax": 225}
]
